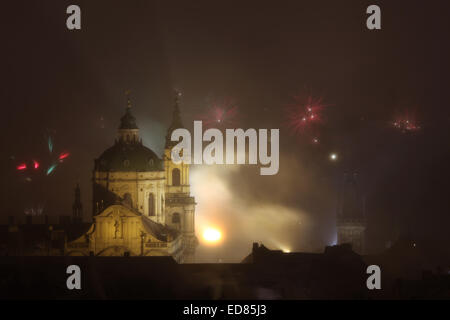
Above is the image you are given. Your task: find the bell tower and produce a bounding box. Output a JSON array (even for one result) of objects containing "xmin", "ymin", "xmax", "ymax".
[
  {"xmin": 336, "ymin": 172, "xmax": 366, "ymax": 254},
  {"xmin": 164, "ymin": 91, "xmax": 191, "ymax": 194},
  {"xmin": 164, "ymin": 90, "xmax": 197, "ymax": 262}
]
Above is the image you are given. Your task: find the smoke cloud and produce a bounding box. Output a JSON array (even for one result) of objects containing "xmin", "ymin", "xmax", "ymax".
[{"xmin": 190, "ymin": 151, "xmax": 335, "ymax": 262}]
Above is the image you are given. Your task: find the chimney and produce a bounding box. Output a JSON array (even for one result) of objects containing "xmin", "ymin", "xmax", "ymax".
[{"xmin": 252, "ymin": 242, "xmax": 259, "ymax": 253}]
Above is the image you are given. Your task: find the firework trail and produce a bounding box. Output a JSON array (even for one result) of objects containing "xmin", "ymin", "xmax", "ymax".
[{"xmin": 15, "ymin": 131, "xmax": 70, "ymax": 177}]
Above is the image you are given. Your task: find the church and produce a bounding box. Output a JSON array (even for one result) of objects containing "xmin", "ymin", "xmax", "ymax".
[{"xmin": 66, "ymin": 93, "xmax": 198, "ymax": 262}]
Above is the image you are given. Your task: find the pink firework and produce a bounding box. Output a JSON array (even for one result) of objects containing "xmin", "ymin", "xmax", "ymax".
[
  {"xmin": 198, "ymin": 100, "xmax": 239, "ymax": 128},
  {"xmin": 286, "ymin": 93, "xmax": 327, "ymax": 137},
  {"xmin": 392, "ymin": 110, "xmax": 421, "ymax": 133}
]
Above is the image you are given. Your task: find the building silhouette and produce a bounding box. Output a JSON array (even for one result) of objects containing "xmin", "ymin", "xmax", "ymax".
[{"xmin": 337, "ymin": 172, "xmax": 366, "ymax": 254}]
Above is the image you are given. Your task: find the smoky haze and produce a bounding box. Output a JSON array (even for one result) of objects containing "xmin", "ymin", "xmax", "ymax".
[{"xmin": 190, "ymin": 149, "xmax": 336, "ymax": 262}]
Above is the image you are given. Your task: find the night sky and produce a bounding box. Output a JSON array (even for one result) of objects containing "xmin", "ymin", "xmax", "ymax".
[{"xmin": 2, "ymin": 1, "xmax": 449, "ymax": 261}]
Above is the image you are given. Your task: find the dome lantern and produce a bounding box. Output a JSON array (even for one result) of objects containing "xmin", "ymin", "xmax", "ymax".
[{"xmin": 118, "ymin": 90, "xmax": 139, "ymax": 144}]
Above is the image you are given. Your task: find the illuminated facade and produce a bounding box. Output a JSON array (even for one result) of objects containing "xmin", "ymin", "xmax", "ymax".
[
  {"xmin": 67, "ymin": 94, "xmax": 197, "ymax": 262},
  {"xmin": 336, "ymin": 172, "xmax": 366, "ymax": 254}
]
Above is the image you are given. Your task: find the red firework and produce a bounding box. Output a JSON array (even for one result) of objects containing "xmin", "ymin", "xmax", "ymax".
[
  {"xmin": 198, "ymin": 100, "xmax": 239, "ymax": 128},
  {"xmin": 58, "ymin": 152, "xmax": 70, "ymax": 161},
  {"xmin": 391, "ymin": 110, "xmax": 421, "ymax": 133},
  {"xmin": 14, "ymin": 133, "xmax": 71, "ymax": 178},
  {"xmin": 286, "ymin": 93, "xmax": 327, "ymax": 138}
]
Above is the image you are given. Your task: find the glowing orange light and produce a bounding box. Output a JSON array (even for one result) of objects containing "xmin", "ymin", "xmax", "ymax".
[{"xmin": 202, "ymin": 228, "xmax": 222, "ymax": 244}]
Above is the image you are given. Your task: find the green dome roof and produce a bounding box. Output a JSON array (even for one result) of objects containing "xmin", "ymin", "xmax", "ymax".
[{"xmin": 95, "ymin": 142, "xmax": 163, "ymax": 172}]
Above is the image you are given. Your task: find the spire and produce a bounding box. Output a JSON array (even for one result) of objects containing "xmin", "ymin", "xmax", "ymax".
[
  {"xmin": 165, "ymin": 90, "xmax": 184, "ymax": 148},
  {"xmin": 172, "ymin": 89, "xmax": 183, "ymax": 127},
  {"xmin": 73, "ymin": 183, "xmax": 83, "ymax": 222},
  {"xmin": 126, "ymin": 89, "xmax": 132, "ymax": 109}
]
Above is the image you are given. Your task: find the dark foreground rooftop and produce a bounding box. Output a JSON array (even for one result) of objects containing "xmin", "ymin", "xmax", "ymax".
[{"xmin": 1, "ymin": 242, "xmax": 449, "ymax": 299}]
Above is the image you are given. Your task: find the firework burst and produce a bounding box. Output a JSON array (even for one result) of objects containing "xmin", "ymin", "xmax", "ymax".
[
  {"xmin": 198, "ymin": 99, "xmax": 239, "ymax": 129},
  {"xmin": 391, "ymin": 110, "xmax": 421, "ymax": 133},
  {"xmin": 285, "ymin": 93, "xmax": 328, "ymax": 141}
]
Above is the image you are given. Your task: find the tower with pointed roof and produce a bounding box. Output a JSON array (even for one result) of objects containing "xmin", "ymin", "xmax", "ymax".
[
  {"xmin": 163, "ymin": 90, "xmax": 197, "ymax": 262},
  {"xmin": 165, "ymin": 90, "xmax": 184, "ymax": 149},
  {"xmin": 336, "ymin": 172, "xmax": 366, "ymax": 254}
]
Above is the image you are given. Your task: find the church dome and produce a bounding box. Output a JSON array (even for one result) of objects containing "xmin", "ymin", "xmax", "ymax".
[{"xmin": 95, "ymin": 142, "xmax": 163, "ymax": 172}]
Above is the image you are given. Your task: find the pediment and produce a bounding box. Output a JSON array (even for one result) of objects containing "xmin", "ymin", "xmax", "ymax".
[{"xmin": 97, "ymin": 204, "xmax": 141, "ymax": 219}]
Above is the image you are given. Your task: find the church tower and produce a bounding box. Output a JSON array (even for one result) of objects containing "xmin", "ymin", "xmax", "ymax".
[
  {"xmin": 337, "ymin": 172, "xmax": 366, "ymax": 254},
  {"xmin": 164, "ymin": 91, "xmax": 197, "ymax": 262}
]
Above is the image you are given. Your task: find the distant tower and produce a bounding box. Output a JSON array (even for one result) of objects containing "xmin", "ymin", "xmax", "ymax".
[
  {"xmin": 72, "ymin": 183, "xmax": 83, "ymax": 223},
  {"xmin": 337, "ymin": 172, "xmax": 366, "ymax": 254}
]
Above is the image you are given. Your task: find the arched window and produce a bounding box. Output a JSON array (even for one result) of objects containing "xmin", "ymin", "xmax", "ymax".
[
  {"xmin": 148, "ymin": 193, "xmax": 155, "ymax": 216},
  {"xmin": 172, "ymin": 212, "xmax": 180, "ymax": 224},
  {"xmin": 172, "ymin": 168, "xmax": 181, "ymax": 186}
]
